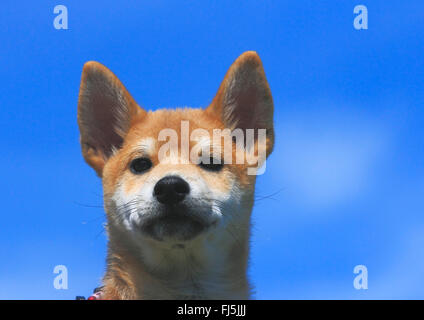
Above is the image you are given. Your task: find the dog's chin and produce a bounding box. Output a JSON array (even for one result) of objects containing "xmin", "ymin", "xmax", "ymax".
[{"xmin": 138, "ymin": 206, "xmax": 212, "ymax": 242}]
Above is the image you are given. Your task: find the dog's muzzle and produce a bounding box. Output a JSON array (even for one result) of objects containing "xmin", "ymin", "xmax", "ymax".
[{"xmin": 138, "ymin": 175, "xmax": 212, "ymax": 241}]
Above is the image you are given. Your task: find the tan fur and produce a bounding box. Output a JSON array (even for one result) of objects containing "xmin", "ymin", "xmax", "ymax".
[{"xmin": 77, "ymin": 51, "xmax": 274, "ymax": 299}]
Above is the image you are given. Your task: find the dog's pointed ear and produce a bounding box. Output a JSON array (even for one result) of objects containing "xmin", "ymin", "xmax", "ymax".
[
  {"xmin": 207, "ymin": 51, "xmax": 274, "ymax": 157},
  {"xmin": 77, "ymin": 61, "xmax": 144, "ymax": 176}
]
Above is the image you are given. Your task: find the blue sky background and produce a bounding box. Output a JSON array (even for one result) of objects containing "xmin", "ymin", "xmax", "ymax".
[{"xmin": 0, "ymin": 1, "xmax": 423, "ymax": 299}]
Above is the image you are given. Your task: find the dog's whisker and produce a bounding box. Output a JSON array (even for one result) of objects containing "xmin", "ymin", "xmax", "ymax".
[
  {"xmin": 254, "ymin": 187, "xmax": 285, "ymax": 202},
  {"xmin": 73, "ymin": 200, "xmax": 104, "ymax": 208}
]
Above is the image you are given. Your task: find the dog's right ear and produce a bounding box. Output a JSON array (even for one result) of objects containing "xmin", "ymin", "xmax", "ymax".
[{"xmin": 77, "ymin": 62, "xmax": 144, "ymax": 177}]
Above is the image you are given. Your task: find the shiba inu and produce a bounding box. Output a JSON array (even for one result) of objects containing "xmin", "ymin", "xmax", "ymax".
[{"xmin": 77, "ymin": 51, "xmax": 274, "ymax": 299}]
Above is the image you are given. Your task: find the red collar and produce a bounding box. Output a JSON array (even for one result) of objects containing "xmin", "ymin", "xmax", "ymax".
[
  {"xmin": 81, "ymin": 287, "xmax": 104, "ymax": 300},
  {"xmin": 87, "ymin": 291, "xmax": 104, "ymax": 300}
]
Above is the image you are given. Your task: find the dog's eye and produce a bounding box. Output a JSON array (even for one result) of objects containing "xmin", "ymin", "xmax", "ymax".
[
  {"xmin": 130, "ymin": 157, "xmax": 153, "ymax": 174},
  {"xmin": 198, "ymin": 157, "xmax": 223, "ymax": 172}
]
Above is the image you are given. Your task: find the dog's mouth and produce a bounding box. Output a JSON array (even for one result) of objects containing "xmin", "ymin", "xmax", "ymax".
[{"xmin": 138, "ymin": 205, "xmax": 213, "ymax": 242}]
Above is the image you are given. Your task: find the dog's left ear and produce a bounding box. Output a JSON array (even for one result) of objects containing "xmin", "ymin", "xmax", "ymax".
[
  {"xmin": 207, "ymin": 51, "xmax": 274, "ymax": 157},
  {"xmin": 77, "ymin": 61, "xmax": 144, "ymax": 176}
]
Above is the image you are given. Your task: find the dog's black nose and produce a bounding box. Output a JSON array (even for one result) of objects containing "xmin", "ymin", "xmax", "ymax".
[{"xmin": 153, "ymin": 176, "xmax": 190, "ymax": 205}]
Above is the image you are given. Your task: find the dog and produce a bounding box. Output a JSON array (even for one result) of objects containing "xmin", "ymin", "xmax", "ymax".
[{"xmin": 77, "ymin": 51, "xmax": 274, "ymax": 299}]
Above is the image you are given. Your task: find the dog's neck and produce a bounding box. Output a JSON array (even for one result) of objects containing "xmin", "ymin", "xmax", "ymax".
[{"xmin": 102, "ymin": 219, "xmax": 252, "ymax": 300}]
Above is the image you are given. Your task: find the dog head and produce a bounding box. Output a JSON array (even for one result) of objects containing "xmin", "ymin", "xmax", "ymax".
[{"xmin": 77, "ymin": 52, "xmax": 274, "ymax": 247}]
